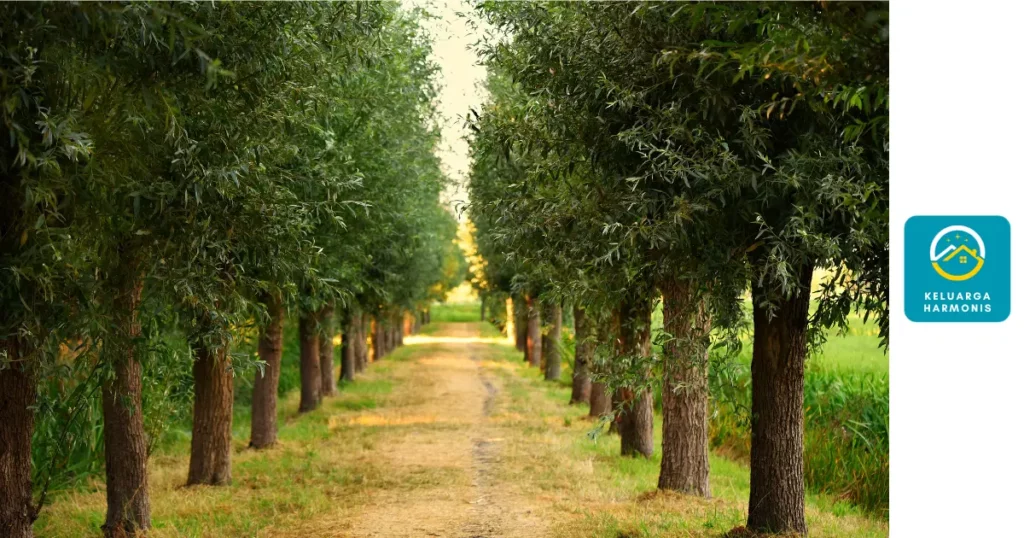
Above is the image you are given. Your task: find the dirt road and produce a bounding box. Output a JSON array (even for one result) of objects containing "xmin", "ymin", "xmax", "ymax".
[{"xmin": 345, "ymin": 322, "xmax": 547, "ymax": 538}]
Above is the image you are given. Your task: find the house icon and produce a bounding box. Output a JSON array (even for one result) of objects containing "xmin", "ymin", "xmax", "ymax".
[{"xmin": 930, "ymin": 225, "xmax": 986, "ymax": 281}]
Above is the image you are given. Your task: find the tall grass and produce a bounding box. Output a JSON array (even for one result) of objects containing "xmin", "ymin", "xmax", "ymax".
[
  {"xmin": 493, "ymin": 298, "xmax": 889, "ymax": 517},
  {"xmin": 31, "ymin": 316, "xmax": 321, "ymax": 498},
  {"xmin": 708, "ymin": 347, "xmax": 889, "ymax": 516}
]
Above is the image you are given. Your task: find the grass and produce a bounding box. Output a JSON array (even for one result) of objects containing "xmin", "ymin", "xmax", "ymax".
[
  {"xmin": 34, "ymin": 316, "xmax": 886, "ymax": 537},
  {"xmin": 579, "ymin": 297, "xmax": 889, "ymax": 516},
  {"xmin": 428, "ymin": 301, "xmax": 483, "ymax": 323},
  {"xmin": 478, "ymin": 332, "xmax": 887, "ymax": 537},
  {"xmin": 700, "ymin": 312, "xmax": 889, "ymax": 516},
  {"xmin": 34, "ymin": 343, "xmax": 427, "ymax": 537}
]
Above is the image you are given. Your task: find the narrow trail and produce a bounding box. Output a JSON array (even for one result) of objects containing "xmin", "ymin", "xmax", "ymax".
[{"xmin": 346, "ymin": 322, "xmax": 547, "ymax": 538}]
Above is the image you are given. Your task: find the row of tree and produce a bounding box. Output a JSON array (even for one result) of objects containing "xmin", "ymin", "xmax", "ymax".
[
  {"xmin": 1, "ymin": 3, "xmax": 461, "ymax": 537},
  {"xmin": 468, "ymin": 2, "xmax": 887, "ymax": 535}
]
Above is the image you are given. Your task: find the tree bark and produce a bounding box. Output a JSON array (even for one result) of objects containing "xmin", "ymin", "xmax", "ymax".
[
  {"xmin": 615, "ymin": 297, "xmax": 654, "ymax": 458},
  {"xmin": 187, "ymin": 335, "xmax": 233, "ymax": 486},
  {"xmin": 746, "ymin": 264, "xmax": 813, "ymax": 536},
  {"xmin": 514, "ymin": 296, "xmax": 527, "ymax": 352},
  {"xmin": 340, "ymin": 310, "xmax": 355, "ymax": 383},
  {"xmin": 372, "ymin": 317, "xmax": 384, "ymax": 361},
  {"xmin": 526, "ymin": 296, "xmax": 541, "ymax": 367},
  {"xmin": 480, "ymin": 298, "xmax": 486, "ymax": 321},
  {"xmin": 542, "ymin": 302, "xmax": 562, "ymax": 381},
  {"xmin": 589, "ymin": 381, "xmax": 611, "ymax": 418},
  {"xmin": 588, "ymin": 315, "xmax": 612, "ymax": 420},
  {"xmin": 393, "ymin": 313, "xmax": 403, "ymax": 347},
  {"xmin": 298, "ymin": 311, "xmax": 321, "ymax": 413},
  {"xmin": 358, "ymin": 312, "xmax": 370, "ymax": 371},
  {"xmin": 617, "ymin": 387, "xmax": 653, "ymax": 457},
  {"xmin": 0, "ymin": 338, "xmax": 36, "ymax": 538},
  {"xmin": 658, "ymin": 278, "xmax": 711, "ymax": 496},
  {"xmin": 319, "ymin": 305, "xmax": 336, "ymax": 397},
  {"xmin": 385, "ymin": 316, "xmax": 394, "ymax": 353},
  {"xmin": 570, "ymin": 306, "xmax": 593, "ymax": 404},
  {"xmin": 250, "ymin": 294, "xmax": 283, "ymax": 449},
  {"xmin": 102, "ymin": 272, "xmax": 150, "ymax": 536}
]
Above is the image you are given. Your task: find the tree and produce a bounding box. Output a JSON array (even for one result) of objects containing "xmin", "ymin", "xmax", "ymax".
[
  {"xmin": 569, "ymin": 306, "xmax": 592, "ymax": 404},
  {"xmin": 1, "ymin": 5, "xmax": 95, "ymax": 535},
  {"xmin": 541, "ymin": 302, "xmax": 562, "ymax": 381},
  {"xmin": 473, "ymin": 2, "xmax": 887, "ymax": 533},
  {"xmin": 3, "ymin": 2, "xmax": 459, "ymax": 534}
]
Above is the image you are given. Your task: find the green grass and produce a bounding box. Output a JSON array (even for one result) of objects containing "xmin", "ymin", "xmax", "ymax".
[
  {"xmin": 429, "ymin": 301, "xmax": 482, "ymax": 322},
  {"xmin": 35, "ymin": 319, "xmax": 885, "ymax": 537},
  {"xmin": 492, "ymin": 296, "xmax": 889, "ymax": 516},
  {"xmin": 34, "ymin": 356, "xmax": 402, "ymax": 537},
  {"xmin": 483, "ymin": 340, "xmax": 887, "ymax": 537}
]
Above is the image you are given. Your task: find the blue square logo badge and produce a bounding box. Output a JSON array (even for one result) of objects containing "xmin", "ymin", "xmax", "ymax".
[{"xmin": 905, "ymin": 216, "xmax": 1011, "ymax": 322}]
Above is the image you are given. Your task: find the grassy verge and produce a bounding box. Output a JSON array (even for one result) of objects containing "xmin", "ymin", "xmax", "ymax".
[
  {"xmin": 528, "ymin": 299, "xmax": 888, "ymax": 516},
  {"xmin": 33, "ymin": 344, "xmax": 419, "ymax": 537},
  {"xmin": 482, "ymin": 340, "xmax": 888, "ymax": 537}
]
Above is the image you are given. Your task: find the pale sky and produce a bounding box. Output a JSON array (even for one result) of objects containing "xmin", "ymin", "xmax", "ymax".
[{"xmin": 401, "ymin": 0, "xmax": 491, "ymax": 222}]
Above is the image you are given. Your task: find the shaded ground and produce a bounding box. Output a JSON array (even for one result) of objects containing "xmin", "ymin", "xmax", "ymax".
[{"xmin": 35, "ymin": 320, "xmax": 887, "ymax": 537}]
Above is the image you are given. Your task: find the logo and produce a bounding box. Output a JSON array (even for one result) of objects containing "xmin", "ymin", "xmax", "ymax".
[
  {"xmin": 906, "ymin": 216, "xmax": 1010, "ymax": 322},
  {"xmin": 929, "ymin": 225, "xmax": 985, "ymax": 281}
]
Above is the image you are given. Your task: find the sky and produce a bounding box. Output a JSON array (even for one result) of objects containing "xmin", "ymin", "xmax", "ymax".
[{"xmin": 402, "ymin": 0, "xmax": 491, "ymax": 222}]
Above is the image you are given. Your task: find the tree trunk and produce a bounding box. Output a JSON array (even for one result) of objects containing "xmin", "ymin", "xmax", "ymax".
[
  {"xmin": 658, "ymin": 278, "xmax": 711, "ymax": 496},
  {"xmin": 250, "ymin": 294, "xmax": 283, "ymax": 449},
  {"xmin": 358, "ymin": 312, "xmax": 370, "ymax": 371},
  {"xmin": 425, "ymin": 308, "xmax": 431, "ymax": 324},
  {"xmin": 102, "ymin": 272, "xmax": 150, "ymax": 536},
  {"xmin": 298, "ymin": 311, "xmax": 321, "ymax": 413},
  {"xmin": 617, "ymin": 387, "xmax": 653, "ymax": 457},
  {"xmin": 372, "ymin": 317, "xmax": 384, "ymax": 361},
  {"xmin": 589, "ymin": 381, "xmax": 611, "ymax": 418},
  {"xmin": 746, "ymin": 265, "xmax": 812, "ymax": 535},
  {"xmin": 187, "ymin": 335, "xmax": 233, "ymax": 486},
  {"xmin": 570, "ymin": 306, "xmax": 593, "ymax": 404},
  {"xmin": 319, "ymin": 305, "xmax": 336, "ymax": 398},
  {"xmin": 505, "ymin": 297, "xmax": 515, "ymax": 344},
  {"xmin": 393, "ymin": 313, "xmax": 403, "ymax": 347},
  {"xmin": 542, "ymin": 302, "xmax": 562, "ymax": 381},
  {"xmin": 589, "ymin": 314, "xmax": 612, "ymax": 419},
  {"xmin": 615, "ymin": 297, "xmax": 654, "ymax": 458},
  {"xmin": 608, "ymin": 388, "xmax": 621, "ymax": 434},
  {"xmin": 0, "ymin": 338, "xmax": 36, "ymax": 538},
  {"xmin": 526, "ymin": 296, "xmax": 541, "ymax": 367},
  {"xmin": 388, "ymin": 316, "xmax": 396, "ymax": 351},
  {"xmin": 514, "ymin": 296, "xmax": 527, "ymax": 352},
  {"xmin": 480, "ymin": 298, "xmax": 486, "ymax": 321},
  {"xmin": 340, "ymin": 310, "xmax": 355, "ymax": 383}
]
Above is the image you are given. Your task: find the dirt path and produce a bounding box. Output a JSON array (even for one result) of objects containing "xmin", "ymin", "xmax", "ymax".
[{"xmin": 345, "ymin": 323, "xmax": 547, "ymax": 538}]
